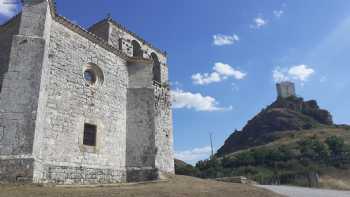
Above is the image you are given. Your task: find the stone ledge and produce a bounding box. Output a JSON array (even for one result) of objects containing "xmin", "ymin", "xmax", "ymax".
[
  {"xmin": 126, "ymin": 168, "xmax": 159, "ymax": 182},
  {"xmin": 0, "ymin": 158, "xmax": 34, "ymax": 183},
  {"xmin": 54, "ymin": 179, "xmax": 169, "ymax": 188}
]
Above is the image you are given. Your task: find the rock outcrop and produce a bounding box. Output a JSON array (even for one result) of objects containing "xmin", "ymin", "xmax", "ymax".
[{"xmin": 217, "ymin": 96, "xmax": 333, "ymax": 156}]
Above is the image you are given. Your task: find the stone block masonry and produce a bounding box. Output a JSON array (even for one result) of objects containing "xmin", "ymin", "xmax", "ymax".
[{"xmin": 0, "ymin": 0, "xmax": 174, "ymax": 184}]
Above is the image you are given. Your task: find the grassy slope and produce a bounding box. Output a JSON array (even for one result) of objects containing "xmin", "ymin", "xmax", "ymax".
[
  {"xmin": 224, "ymin": 125, "xmax": 350, "ymax": 190},
  {"xmin": 226, "ymin": 125, "xmax": 350, "ymax": 156},
  {"xmin": 0, "ymin": 176, "xmax": 282, "ymax": 197}
]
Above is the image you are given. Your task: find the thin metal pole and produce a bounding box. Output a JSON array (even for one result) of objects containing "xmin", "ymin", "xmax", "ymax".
[{"xmin": 210, "ymin": 133, "xmax": 214, "ymax": 159}]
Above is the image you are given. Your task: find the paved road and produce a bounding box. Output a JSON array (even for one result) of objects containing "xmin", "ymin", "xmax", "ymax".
[{"xmin": 258, "ymin": 185, "xmax": 350, "ymax": 197}]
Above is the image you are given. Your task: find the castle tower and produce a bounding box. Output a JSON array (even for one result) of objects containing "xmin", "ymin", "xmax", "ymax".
[{"xmin": 276, "ymin": 81, "xmax": 296, "ymax": 98}]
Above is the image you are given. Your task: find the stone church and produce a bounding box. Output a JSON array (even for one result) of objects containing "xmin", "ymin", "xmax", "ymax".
[{"xmin": 0, "ymin": 0, "xmax": 174, "ymax": 184}]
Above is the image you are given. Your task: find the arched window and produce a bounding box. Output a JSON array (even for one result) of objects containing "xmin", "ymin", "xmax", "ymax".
[
  {"xmin": 131, "ymin": 40, "xmax": 142, "ymax": 57},
  {"xmin": 151, "ymin": 53, "xmax": 161, "ymax": 83}
]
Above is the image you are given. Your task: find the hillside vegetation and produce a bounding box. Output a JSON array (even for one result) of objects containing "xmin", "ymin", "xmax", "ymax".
[
  {"xmin": 175, "ymin": 96, "xmax": 350, "ymax": 189},
  {"xmin": 196, "ymin": 126, "xmax": 350, "ymax": 188}
]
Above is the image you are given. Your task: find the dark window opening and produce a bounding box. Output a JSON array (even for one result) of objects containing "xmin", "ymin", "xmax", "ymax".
[
  {"xmin": 151, "ymin": 53, "xmax": 161, "ymax": 84},
  {"xmin": 83, "ymin": 123, "xmax": 97, "ymax": 146},
  {"xmin": 118, "ymin": 38, "xmax": 123, "ymax": 50},
  {"xmin": 84, "ymin": 70, "xmax": 96, "ymax": 84},
  {"xmin": 132, "ymin": 40, "xmax": 143, "ymax": 57}
]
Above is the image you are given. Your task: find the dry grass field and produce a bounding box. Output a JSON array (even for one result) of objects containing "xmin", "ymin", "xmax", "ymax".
[
  {"xmin": 0, "ymin": 175, "xmax": 282, "ymax": 197},
  {"xmin": 319, "ymin": 169, "xmax": 350, "ymax": 190}
]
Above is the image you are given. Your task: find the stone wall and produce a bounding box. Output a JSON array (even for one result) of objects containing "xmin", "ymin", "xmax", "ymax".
[
  {"xmin": 90, "ymin": 21, "xmax": 170, "ymax": 84},
  {"xmin": 0, "ymin": 157, "xmax": 34, "ymax": 183},
  {"xmin": 34, "ymin": 162, "xmax": 126, "ymax": 184},
  {"xmin": 0, "ymin": 15, "xmax": 20, "ymax": 92},
  {"xmin": 108, "ymin": 23, "xmax": 167, "ymax": 62},
  {"xmin": 88, "ymin": 21, "xmax": 110, "ymax": 41},
  {"xmin": 154, "ymin": 86, "xmax": 174, "ymax": 173},
  {"xmin": 126, "ymin": 88, "xmax": 156, "ymax": 168},
  {"xmin": 126, "ymin": 60, "xmax": 159, "ymax": 181},
  {"xmin": 0, "ymin": 0, "xmax": 174, "ymax": 184},
  {"xmin": 32, "ymin": 20, "xmax": 128, "ymax": 184},
  {"xmin": 276, "ymin": 82, "xmax": 296, "ymax": 98},
  {"xmin": 0, "ymin": 1, "xmax": 51, "ymax": 183},
  {"xmin": 0, "ymin": 16, "xmax": 20, "ymax": 156}
]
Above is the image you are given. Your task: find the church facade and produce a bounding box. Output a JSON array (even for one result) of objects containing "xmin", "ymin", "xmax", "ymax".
[{"xmin": 0, "ymin": 0, "xmax": 174, "ymax": 184}]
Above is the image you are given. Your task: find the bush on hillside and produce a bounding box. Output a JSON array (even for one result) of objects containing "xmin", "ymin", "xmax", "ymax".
[{"xmin": 189, "ymin": 135, "xmax": 350, "ymax": 186}]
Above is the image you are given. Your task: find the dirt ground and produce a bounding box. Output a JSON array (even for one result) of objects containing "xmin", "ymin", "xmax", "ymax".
[
  {"xmin": 258, "ymin": 185, "xmax": 350, "ymax": 197},
  {"xmin": 319, "ymin": 169, "xmax": 350, "ymax": 190},
  {"xmin": 0, "ymin": 175, "xmax": 282, "ymax": 197}
]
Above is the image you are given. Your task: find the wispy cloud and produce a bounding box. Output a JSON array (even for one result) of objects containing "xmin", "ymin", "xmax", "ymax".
[
  {"xmin": 213, "ymin": 34, "xmax": 239, "ymax": 46},
  {"xmin": 250, "ymin": 17, "xmax": 268, "ymax": 29},
  {"xmin": 171, "ymin": 89, "xmax": 232, "ymax": 112},
  {"xmin": 273, "ymin": 10, "xmax": 284, "ymax": 18},
  {"xmin": 273, "ymin": 65, "xmax": 315, "ymax": 83},
  {"xmin": 0, "ymin": 0, "xmax": 20, "ymax": 18},
  {"xmin": 175, "ymin": 146, "xmax": 212, "ymax": 165},
  {"xmin": 192, "ymin": 62, "xmax": 246, "ymax": 85}
]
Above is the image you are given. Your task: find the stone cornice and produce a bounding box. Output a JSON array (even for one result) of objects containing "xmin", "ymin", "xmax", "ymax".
[{"xmin": 127, "ymin": 57, "xmax": 154, "ymax": 65}]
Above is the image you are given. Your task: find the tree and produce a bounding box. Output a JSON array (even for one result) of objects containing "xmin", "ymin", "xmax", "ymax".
[
  {"xmin": 326, "ymin": 136, "xmax": 345, "ymax": 156},
  {"xmin": 299, "ymin": 138, "xmax": 330, "ymax": 162}
]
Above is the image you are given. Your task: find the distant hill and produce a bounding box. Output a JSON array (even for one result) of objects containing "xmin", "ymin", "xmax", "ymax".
[
  {"xmin": 182, "ymin": 96, "xmax": 350, "ymax": 189},
  {"xmin": 217, "ymin": 96, "xmax": 333, "ymax": 156},
  {"xmin": 174, "ymin": 159, "xmax": 199, "ymax": 176}
]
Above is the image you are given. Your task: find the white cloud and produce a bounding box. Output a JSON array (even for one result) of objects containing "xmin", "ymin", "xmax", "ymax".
[
  {"xmin": 213, "ymin": 34, "xmax": 239, "ymax": 46},
  {"xmin": 0, "ymin": 0, "xmax": 20, "ymax": 17},
  {"xmin": 192, "ymin": 72, "xmax": 221, "ymax": 85},
  {"xmin": 273, "ymin": 10, "xmax": 284, "ymax": 18},
  {"xmin": 175, "ymin": 146, "xmax": 212, "ymax": 165},
  {"xmin": 171, "ymin": 89, "xmax": 232, "ymax": 112},
  {"xmin": 273, "ymin": 65, "xmax": 315, "ymax": 82},
  {"xmin": 273, "ymin": 67, "xmax": 289, "ymax": 82},
  {"xmin": 250, "ymin": 17, "xmax": 268, "ymax": 29},
  {"xmin": 288, "ymin": 65, "xmax": 315, "ymax": 81},
  {"xmin": 192, "ymin": 62, "xmax": 246, "ymax": 85},
  {"xmin": 213, "ymin": 62, "xmax": 246, "ymax": 80}
]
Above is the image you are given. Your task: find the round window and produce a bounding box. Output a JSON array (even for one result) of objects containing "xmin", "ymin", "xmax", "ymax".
[
  {"xmin": 84, "ymin": 70, "xmax": 96, "ymax": 84},
  {"xmin": 83, "ymin": 63, "xmax": 104, "ymax": 87}
]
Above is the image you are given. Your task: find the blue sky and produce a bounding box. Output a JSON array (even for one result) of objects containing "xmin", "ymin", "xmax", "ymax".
[{"xmin": 1, "ymin": 0, "xmax": 350, "ymax": 164}]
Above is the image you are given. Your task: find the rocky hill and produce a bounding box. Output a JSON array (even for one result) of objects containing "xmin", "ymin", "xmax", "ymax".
[
  {"xmin": 180, "ymin": 95, "xmax": 350, "ymax": 189},
  {"xmin": 217, "ymin": 96, "xmax": 333, "ymax": 156}
]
